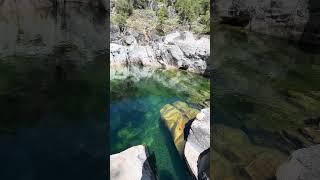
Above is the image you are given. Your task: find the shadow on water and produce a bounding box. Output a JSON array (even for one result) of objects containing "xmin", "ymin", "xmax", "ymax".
[
  {"xmin": 300, "ymin": 0, "xmax": 320, "ymax": 47},
  {"xmin": 158, "ymin": 117, "xmax": 193, "ymax": 180},
  {"xmin": 159, "ymin": 170, "xmax": 175, "ymax": 180},
  {"xmin": 141, "ymin": 150, "xmax": 158, "ymax": 180}
]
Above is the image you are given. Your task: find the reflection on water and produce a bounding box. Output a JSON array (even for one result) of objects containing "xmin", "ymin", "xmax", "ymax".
[
  {"xmin": 0, "ymin": 1, "xmax": 107, "ymax": 179},
  {"xmin": 213, "ymin": 26, "xmax": 320, "ymax": 179},
  {"xmin": 0, "ymin": 0, "xmax": 107, "ymax": 57}
]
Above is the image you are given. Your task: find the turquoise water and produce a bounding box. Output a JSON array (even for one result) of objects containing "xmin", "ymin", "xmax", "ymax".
[{"xmin": 110, "ymin": 67, "xmax": 210, "ymax": 179}]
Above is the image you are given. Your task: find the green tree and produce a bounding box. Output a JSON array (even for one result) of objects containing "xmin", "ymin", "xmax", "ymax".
[
  {"xmin": 113, "ymin": 0, "xmax": 133, "ymax": 30},
  {"xmin": 156, "ymin": 6, "xmax": 168, "ymax": 36},
  {"xmin": 200, "ymin": 9, "xmax": 210, "ymax": 33},
  {"xmin": 174, "ymin": 0, "xmax": 199, "ymax": 29}
]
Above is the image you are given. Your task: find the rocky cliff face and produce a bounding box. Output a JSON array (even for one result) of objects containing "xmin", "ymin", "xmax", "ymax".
[
  {"xmin": 110, "ymin": 28, "xmax": 210, "ymax": 74},
  {"xmin": 214, "ymin": 0, "xmax": 320, "ymax": 45}
]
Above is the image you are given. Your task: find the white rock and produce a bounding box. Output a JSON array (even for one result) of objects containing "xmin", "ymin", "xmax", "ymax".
[
  {"xmin": 163, "ymin": 31, "xmax": 181, "ymax": 44},
  {"xmin": 110, "ymin": 145, "xmax": 156, "ymax": 180},
  {"xmin": 110, "ymin": 31, "xmax": 210, "ymax": 74},
  {"xmin": 127, "ymin": 46, "xmax": 160, "ymax": 67},
  {"xmin": 110, "ymin": 43, "xmax": 128, "ymax": 65},
  {"xmin": 184, "ymin": 108, "xmax": 210, "ymax": 179}
]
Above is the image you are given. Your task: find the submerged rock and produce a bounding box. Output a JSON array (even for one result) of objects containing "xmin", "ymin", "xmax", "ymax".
[
  {"xmin": 110, "ymin": 145, "xmax": 156, "ymax": 180},
  {"xmin": 212, "ymin": 125, "xmax": 287, "ymax": 180},
  {"xmin": 160, "ymin": 101, "xmax": 199, "ymax": 155},
  {"xmin": 276, "ymin": 144, "xmax": 320, "ymax": 180},
  {"xmin": 184, "ymin": 108, "xmax": 210, "ymax": 180}
]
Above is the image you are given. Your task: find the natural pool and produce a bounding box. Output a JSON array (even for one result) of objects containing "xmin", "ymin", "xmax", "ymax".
[
  {"xmin": 110, "ymin": 66, "xmax": 210, "ymax": 180},
  {"xmin": 213, "ymin": 27, "xmax": 320, "ymax": 179}
]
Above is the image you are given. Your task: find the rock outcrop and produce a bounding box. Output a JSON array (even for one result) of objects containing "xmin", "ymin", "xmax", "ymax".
[
  {"xmin": 110, "ymin": 30, "xmax": 210, "ymax": 74},
  {"xmin": 184, "ymin": 108, "xmax": 210, "ymax": 180},
  {"xmin": 160, "ymin": 102, "xmax": 211, "ymax": 179},
  {"xmin": 276, "ymin": 144, "xmax": 320, "ymax": 180},
  {"xmin": 160, "ymin": 101, "xmax": 200, "ymax": 155},
  {"xmin": 110, "ymin": 145, "xmax": 156, "ymax": 180},
  {"xmin": 214, "ymin": 0, "xmax": 320, "ymax": 45}
]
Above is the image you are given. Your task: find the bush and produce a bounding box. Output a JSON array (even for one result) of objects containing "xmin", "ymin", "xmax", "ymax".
[
  {"xmin": 133, "ymin": 0, "xmax": 149, "ymax": 9},
  {"xmin": 156, "ymin": 6, "xmax": 168, "ymax": 35},
  {"xmin": 199, "ymin": 9, "xmax": 210, "ymax": 33},
  {"xmin": 112, "ymin": 13, "xmax": 128, "ymax": 28},
  {"xmin": 115, "ymin": 0, "xmax": 133, "ymax": 16},
  {"xmin": 198, "ymin": 0, "xmax": 210, "ymax": 15},
  {"xmin": 175, "ymin": 0, "xmax": 198, "ymax": 24},
  {"xmin": 157, "ymin": 6, "xmax": 168, "ymax": 23}
]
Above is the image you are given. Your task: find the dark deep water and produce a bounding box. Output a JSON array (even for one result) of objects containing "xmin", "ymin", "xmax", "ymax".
[
  {"xmin": 213, "ymin": 27, "xmax": 320, "ymax": 179},
  {"xmin": 0, "ymin": 2, "xmax": 107, "ymax": 179}
]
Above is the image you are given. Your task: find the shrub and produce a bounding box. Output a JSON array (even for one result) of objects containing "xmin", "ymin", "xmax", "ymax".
[
  {"xmin": 115, "ymin": 0, "xmax": 133, "ymax": 16},
  {"xmin": 175, "ymin": 0, "xmax": 198, "ymax": 25},
  {"xmin": 156, "ymin": 6, "xmax": 168, "ymax": 35},
  {"xmin": 112, "ymin": 13, "xmax": 128, "ymax": 28},
  {"xmin": 133, "ymin": 0, "xmax": 149, "ymax": 9},
  {"xmin": 157, "ymin": 6, "xmax": 168, "ymax": 23},
  {"xmin": 199, "ymin": 9, "xmax": 210, "ymax": 33}
]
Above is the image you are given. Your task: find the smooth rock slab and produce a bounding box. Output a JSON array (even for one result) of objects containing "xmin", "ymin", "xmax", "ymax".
[
  {"xmin": 110, "ymin": 145, "xmax": 156, "ymax": 180},
  {"xmin": 184, "ymin": 108, "xmax": 210, "ymax": 180},
  {"xmin": 160, "ymin": 101, "xmax": 200, "ymax": 155},
  {"xmin": 276, "ymin": 144, "xmax": 320, "ymax": 180}
]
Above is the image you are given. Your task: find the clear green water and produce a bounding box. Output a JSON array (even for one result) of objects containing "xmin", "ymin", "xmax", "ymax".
[
  {"xmin": 110, "ymin": 67, "xmax": 210, "ymax": 180},
  {"xmin": 213, "ymin": 27, "xmax": 320, "ymax": 179}
]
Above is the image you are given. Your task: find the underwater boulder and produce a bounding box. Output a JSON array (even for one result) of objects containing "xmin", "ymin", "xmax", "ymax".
[
  {"xmin": 160, "ymin": 101, "xmax": 199, "ymax": 155},
  {"xmin": 213, "ymin": 125, "xmax": 287, "ymax": 180},
  {"xmin": 184, "ymin": 108, "xmax": 210, "ymax": 180},
  {"xmin": 244, "ymin": 151, "xmax": 286, "ymax": 180},
  {"xmin": 110, "ymin": 145, "xmax": 156, "ymax": 180}
]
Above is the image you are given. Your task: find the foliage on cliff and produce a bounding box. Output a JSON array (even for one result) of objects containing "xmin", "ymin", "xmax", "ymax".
[{"xmin": 111, "ymin": 0, "xmax": 210, "ymax": 35}]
